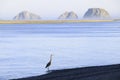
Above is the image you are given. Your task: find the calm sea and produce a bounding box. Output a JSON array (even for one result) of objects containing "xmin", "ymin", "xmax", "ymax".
[{"xmin": 0, "ymin": 22, "xmax": 120, "ymax": 80}]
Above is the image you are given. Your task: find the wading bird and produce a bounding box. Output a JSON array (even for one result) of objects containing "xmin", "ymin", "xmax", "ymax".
[{"xmin": 45, "ymin": 54, "xmax": 53, "ymax": 71}]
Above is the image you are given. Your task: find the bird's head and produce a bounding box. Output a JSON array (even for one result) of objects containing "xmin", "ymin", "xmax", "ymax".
[{"xmin": 51, "ymin": 54, "xmax": 53, "ymax": 57}]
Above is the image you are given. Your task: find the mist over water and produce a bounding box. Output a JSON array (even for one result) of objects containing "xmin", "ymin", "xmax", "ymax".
[{"xmin": 0, "ymin": 22, "xmax": 120, "ymax": 79}]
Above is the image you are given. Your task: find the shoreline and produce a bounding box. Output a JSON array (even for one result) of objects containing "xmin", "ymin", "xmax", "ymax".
[
  {"xmin": 0, "ymin": 20, "xmax": 114, "ymax": 24},
  {"xmin": 12, "ymin": 64, "xmax": 120, "ymax": 80}
]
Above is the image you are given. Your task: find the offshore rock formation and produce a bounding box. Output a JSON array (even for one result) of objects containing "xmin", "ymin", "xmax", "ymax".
[
  {"xmin": 13, "ymin": 11, "xmax": 41, "ymax": 20},
  {"xmin": 58, "ymin": 11, "xmax": 78, "ymax": 19},
  {"xmin": 83, "ymin": 8, "xmax": 110, "ymax": 19}
]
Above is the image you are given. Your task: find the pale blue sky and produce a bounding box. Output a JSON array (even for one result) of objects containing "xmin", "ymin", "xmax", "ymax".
[{"xmin": 0, "ymin": 0, "xmax": 120, "ymax": 19}]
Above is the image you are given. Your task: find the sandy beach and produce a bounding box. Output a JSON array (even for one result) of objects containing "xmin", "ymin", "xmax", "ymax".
[
  {"xmin": 11, "ymin": 64, "xmax": 120, "ymax": 80},
  {"xmin": 0, "ymin": 20, "xmax": 114, "ymax": 24}
]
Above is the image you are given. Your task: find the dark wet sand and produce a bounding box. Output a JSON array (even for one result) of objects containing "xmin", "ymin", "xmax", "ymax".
[{"xmin": 12, "ymin": 64, "xmax": 120, "ymax": 80}]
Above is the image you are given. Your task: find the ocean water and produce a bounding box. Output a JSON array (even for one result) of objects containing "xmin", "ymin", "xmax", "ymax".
[{"xmin": 0, "ymin": 22, "xmax": 120, "ymax": 80}]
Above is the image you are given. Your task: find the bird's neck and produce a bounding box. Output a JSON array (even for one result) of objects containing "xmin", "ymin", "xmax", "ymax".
[{"xmin": 50, "ymin": 56, "xmax": 52, "ymax": 62}]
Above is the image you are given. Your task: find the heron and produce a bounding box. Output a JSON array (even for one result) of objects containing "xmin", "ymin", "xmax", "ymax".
[{"xmin": 45, "ymin": 54, "xmax": 53, "ymax": 71}]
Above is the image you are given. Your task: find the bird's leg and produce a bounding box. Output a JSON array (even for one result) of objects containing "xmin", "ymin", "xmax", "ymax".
[
  {"xmin": 48, "ymin": 67, "xmax": 49, "ymax": 71},
  {"xmin": 47, "ymin": 67, "xmax": 49, "ymax": 71}
]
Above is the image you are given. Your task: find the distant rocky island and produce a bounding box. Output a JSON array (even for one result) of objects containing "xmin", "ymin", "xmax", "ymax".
[
  {"xmin": 58, "ymin": 11, "xmax": 78, "ymax": 19},
  {"xmin": 0, "ymin": 8, "xmax": 116, "ymax": 22},
  {"xmin": 83, "ymin": 8, "xmax": 110, "ymax": 19},
  {"xmin": 13, "ymin": 11, "xmax": 41, "ymax": 20},
  {"xmin": 12, "ymin": 8, "xmax": 112, "ymax": 20}
]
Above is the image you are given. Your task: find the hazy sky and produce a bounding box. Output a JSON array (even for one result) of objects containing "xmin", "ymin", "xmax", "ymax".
[{"xmin": 0, "ymin": 0, "xmax": 120, "ymax": 19}]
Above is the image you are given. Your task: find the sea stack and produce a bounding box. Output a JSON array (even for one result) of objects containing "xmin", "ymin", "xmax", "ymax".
[
  {"xmin": 13, "ymin": 11, "xmax": 41, "ymax": 20},
  {"xmin": 58, "ymin": 11, "xmax": 78, "ymax": 19},
  {"xmin": 83, "ymin": 8, "xmax": 110, "ymax": 19}
]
